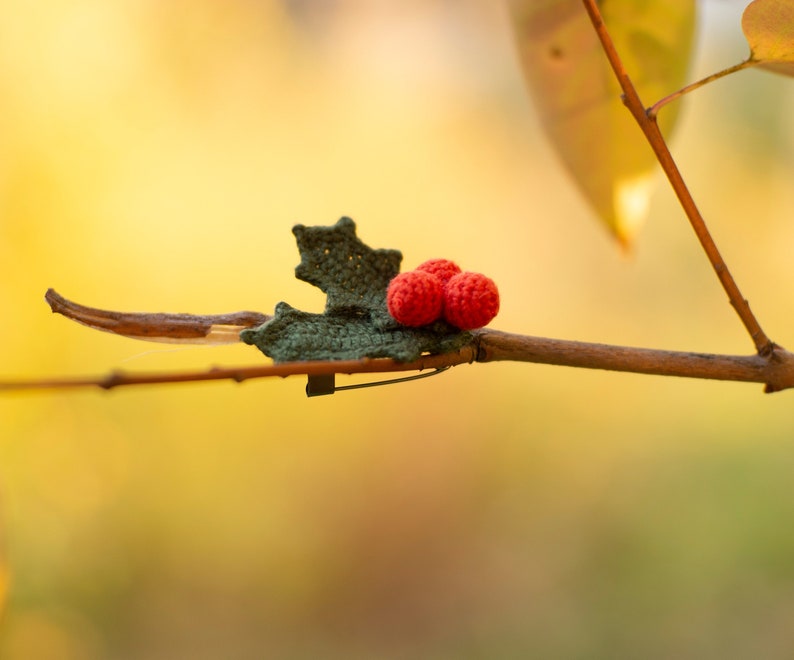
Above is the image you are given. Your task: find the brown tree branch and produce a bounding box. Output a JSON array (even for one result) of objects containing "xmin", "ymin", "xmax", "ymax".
[
  {"xmin": 1, "ymin": 290, "xmax": 789, "ymax": 394},
  {"xmin": 580, "ymin": 0, "xmax": 775, "ymax": 357},
  {"xmin": 3, "ymin": 328, "xmax": 794, "ymax": 394},
  {"xmin": 478, "ymin": 330, "xmax": 793, "ymax": 392}
]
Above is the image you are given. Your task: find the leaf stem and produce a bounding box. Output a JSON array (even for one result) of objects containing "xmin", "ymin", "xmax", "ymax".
[
  {"xmin": 649, "ymin": 59, "xmax": 758, "ymax": 118},
  {"xmin": 580, "ymin": 0, "xmax": 774, "ymax": 356}
]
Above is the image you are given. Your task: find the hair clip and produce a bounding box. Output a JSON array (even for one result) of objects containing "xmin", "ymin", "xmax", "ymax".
[{"xmin": 305, "ymin": 366, "xmax": 450, "ymax": 397}]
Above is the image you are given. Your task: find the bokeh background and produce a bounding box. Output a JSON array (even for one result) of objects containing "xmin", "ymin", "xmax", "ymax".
[{"xmin": 2, "ymin": 1, "xmax": 794, "ymax": 658}]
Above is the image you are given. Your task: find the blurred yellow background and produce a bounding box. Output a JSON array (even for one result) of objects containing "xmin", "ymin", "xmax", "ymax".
[{"xmin": 2, "ymin": 1, "xmax": 794, "ymax": 658}]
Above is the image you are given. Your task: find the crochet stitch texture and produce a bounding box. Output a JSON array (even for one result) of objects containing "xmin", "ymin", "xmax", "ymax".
[
  {"xmin": 240, "ymin": 217, "xmax": 470, "ymax": 362},
  {"xmin": 444, "ymin": 272, "xmax": 500, "ymax": 330},
  {"xmin": 386, "ymin": 270, "xmax": 444, "ymax": 327}
]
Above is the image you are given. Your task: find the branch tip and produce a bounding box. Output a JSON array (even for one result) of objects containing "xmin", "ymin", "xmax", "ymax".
[{"xmin": 44, "ymin": 289, "xmax": 270, "ymax": 345}]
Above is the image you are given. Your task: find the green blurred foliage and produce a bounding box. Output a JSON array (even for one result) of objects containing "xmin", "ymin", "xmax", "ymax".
[{"xmin": 1, "ymin": 1, "xmax": 794, "ymax": 658}]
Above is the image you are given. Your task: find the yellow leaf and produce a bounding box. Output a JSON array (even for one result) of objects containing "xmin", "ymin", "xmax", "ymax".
[
  {"xmin": 742, "ymin": 0, "xmax": 794, "ymax": 76},
  {"xmin": 508, "ymin": 0, "xmax": 696, "ymax": 245}
]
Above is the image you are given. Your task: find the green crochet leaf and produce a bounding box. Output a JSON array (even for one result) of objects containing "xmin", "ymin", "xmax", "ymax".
[
  {"xmin": 240, "ymin": 217, "xmax": 470, "ymax": 362},
  {"xmin": 293, "ymin": 216, "xmax": 400, "ymax": 327}
]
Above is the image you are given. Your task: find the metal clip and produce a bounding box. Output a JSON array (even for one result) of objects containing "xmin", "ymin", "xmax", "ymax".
[{"xmin": 306, "ymin": 366, "xmax": 450, "ymax": 397}]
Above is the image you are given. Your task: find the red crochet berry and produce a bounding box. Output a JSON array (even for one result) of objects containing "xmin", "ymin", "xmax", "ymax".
[
  {"xmin": 416, "ymin": 258, "xmax": 462, "ymax": 286},
  {"xmin": 443, "ymin": 272, "xmax": 500, "ymax": 330},
  {"xmin": 387, "ymin": 270, "xmax": 444, "ymax": 327}
]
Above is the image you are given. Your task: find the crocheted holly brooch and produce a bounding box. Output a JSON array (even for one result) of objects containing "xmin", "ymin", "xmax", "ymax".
[{"xmin": 240, "ymin": 217, "xmax": 499, "ymax": 363}]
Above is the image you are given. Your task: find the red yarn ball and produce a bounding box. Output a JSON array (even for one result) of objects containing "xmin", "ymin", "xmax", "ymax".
[
  {"xmin": 443, "ymin": 272, "xmax": 500, "ymax": 330},
  {"xmin": 387, "ymin": 270, "xmax": 444, "ymax": 327},
  {"xmin": 416, "ymin": 258, "xmax": 462, "ymax": 286}
]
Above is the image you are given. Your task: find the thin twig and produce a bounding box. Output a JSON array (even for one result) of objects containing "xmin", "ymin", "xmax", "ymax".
[
  {"xmin": 0, "ymin": 350, "xmax": 475, "ymax": 392},
  {"xmin": 648, "ymin": 59, "xmax": 758, "ymax": 118},
  {"xmin": 580, "ymin": 0, "xmax": 775, "ymax": 357}
]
